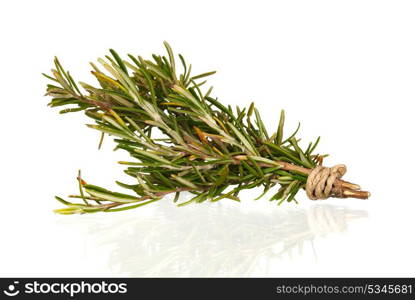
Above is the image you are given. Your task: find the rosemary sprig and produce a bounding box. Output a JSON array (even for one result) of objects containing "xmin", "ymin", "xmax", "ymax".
[{"xmin": 44, "ymin": 42, "xmax": 368, "ymax": 214}]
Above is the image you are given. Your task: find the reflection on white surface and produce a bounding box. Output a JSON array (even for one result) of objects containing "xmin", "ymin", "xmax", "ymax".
[{"xmin": 80, "ymin": 200, "xmax": 367, "ymax": 277}]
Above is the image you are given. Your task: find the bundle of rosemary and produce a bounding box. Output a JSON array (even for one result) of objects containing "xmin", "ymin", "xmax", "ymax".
[{"xmin": 44, "ymin": 42, "xmax": 369, "ymax": 214}]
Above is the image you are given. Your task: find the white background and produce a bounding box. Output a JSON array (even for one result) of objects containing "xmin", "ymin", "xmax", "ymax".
[{"xmin": 0, "ymin": 0, "xmax": 414, "ymax": 277}]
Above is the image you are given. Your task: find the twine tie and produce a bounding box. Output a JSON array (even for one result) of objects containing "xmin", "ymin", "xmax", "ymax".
[{"xmin": 306, "ymin": 164, "xmax": 347, "ymax": 200}]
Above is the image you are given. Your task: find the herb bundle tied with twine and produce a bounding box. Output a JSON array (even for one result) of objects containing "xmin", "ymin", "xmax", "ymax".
[{"xmin": 43, "ymin": 42, "xmax": 370, "ymax": 214}]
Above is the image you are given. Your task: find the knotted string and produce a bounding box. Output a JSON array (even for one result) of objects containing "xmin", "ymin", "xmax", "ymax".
[{"xmin": 306, "ymin": 164, "xmax": 347, "ymax": 200}]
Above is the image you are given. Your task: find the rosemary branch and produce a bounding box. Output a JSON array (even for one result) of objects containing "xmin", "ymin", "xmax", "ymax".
[{"xmin": 44, "ymin": 42, "xmax": 369, "ymax": 214}]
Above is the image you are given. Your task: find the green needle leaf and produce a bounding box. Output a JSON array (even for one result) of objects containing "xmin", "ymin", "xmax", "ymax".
[
  {"xmin": 171, "ymin": 175, "xmax": 198, "ymax": 189},
  {"xmin": 109, "ymin": 49, "xmax": 128, "ymax": 75},
  {"xmin": 276, "ymin": 109, "xmax": 285, "ymax": 145}
]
